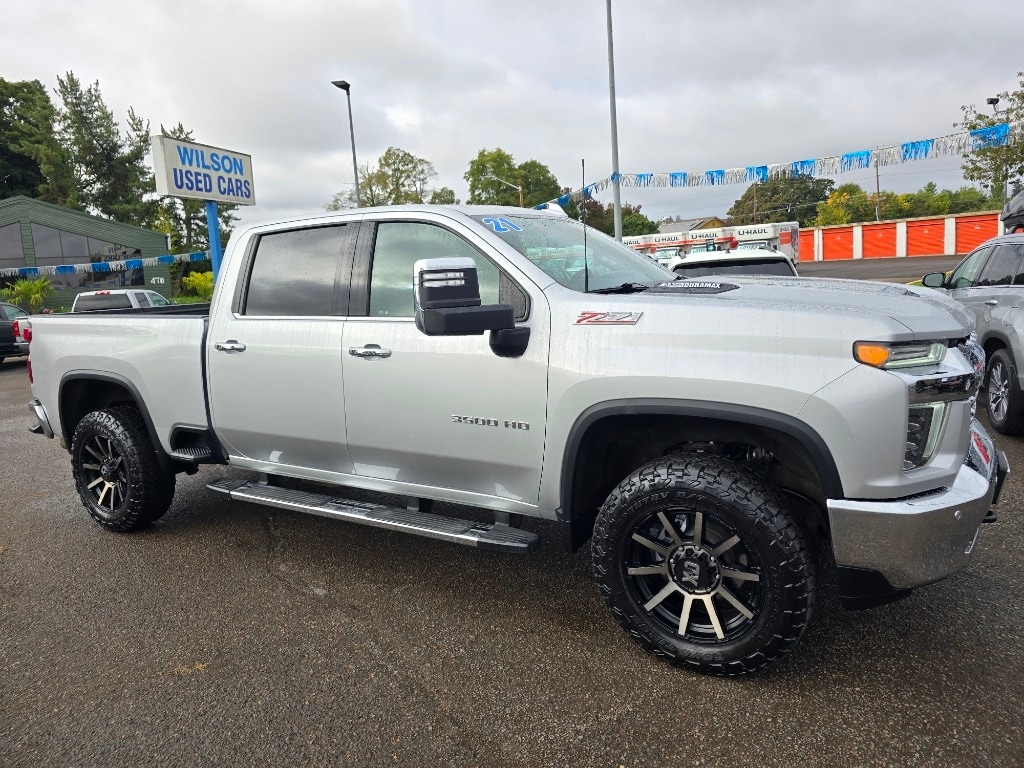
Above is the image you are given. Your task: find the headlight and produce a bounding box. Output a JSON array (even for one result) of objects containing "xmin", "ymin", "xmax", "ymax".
[
  {"xmin": 854, "ymin": 340, "xmax": 946, "ymax": 369},
  {"xmin": 904, "ymin": 402, "xmax": 947, "ymax": 471}
]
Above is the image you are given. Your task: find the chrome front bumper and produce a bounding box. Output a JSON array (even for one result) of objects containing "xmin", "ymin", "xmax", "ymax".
[{"xmin": 827, "ymin": 419, "xmax": 1007, "ymax": 590}]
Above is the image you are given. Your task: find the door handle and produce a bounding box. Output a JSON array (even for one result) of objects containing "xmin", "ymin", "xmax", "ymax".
[
  {"xmin": 985, "ymin": 299, "xmax": 999, "ymax": 306},
  {"xmin": 214, "ymin": 340, "xmax": 247, "ymax": 353},
  {"xmin": 348, "ymin": 345, "xmax": 392, "ymax": 359}
]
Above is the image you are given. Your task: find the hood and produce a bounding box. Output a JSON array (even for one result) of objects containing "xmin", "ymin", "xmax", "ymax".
[{"xmin": 636, "ymin": 275, "xmax": 974, "ymax": 340}]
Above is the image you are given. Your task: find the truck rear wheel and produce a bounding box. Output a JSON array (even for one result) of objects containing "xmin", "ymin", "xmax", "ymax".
[
  {"xmin": 592, "ymin": 453, "xmax": 815, "ymax": 676},
  {"xmin": 71, "ymin": 405, "xmax": 175, "ymax": 531}
]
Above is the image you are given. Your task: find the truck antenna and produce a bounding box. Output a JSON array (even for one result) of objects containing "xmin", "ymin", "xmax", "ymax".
[{"xmin": 582, "ymin": 158, "xmax": 590, "ymax": 293}]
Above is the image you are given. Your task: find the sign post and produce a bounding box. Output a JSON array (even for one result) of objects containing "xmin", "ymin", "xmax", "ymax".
[
  {"xmin": 152, "ymin": 137, "xmax": 256, "ymax": 278},
  {"xmin": 205, "ymin": 200, "xmax": 223, "ymax": 277}
]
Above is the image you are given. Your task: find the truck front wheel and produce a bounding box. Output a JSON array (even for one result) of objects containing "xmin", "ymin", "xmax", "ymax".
[
  {"xmin": 71, "ymin": 405, "xmax": 175, "ymax": 531},
  {"xmin": 592, "ymin": 453, "xmax": 815, "ymax": 676}
]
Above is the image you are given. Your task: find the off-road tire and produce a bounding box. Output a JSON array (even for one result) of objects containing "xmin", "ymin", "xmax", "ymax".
[
  {"xmin": 986, "ymin": 349, "xmax": 1024, "ymax": 435},
  {"xmin": 592, "ymin": 452, "xmax": 815, "ymax": 676},
  {"xmin": 71, "ymin": 405, "xmax": 175, "ymax": 531}
]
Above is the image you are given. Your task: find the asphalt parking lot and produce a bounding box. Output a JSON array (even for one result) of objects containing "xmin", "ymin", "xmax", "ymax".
[{"xmin": 2, "ymin": 272, "xmax": 1022, "ymax": 766}]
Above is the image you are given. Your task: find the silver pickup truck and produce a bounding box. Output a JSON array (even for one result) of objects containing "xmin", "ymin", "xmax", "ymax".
[{"xmin": 26, "ymin": 205, "xmax": 1007, "ymax": 675}]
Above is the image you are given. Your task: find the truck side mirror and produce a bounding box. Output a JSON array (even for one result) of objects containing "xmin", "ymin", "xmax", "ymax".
[
  {"xmin": 921, "ymin": 272, "xmax": 946, "ymax": 289},
  {"xmin": 414, "ymin": 257, "xmax": 515, "ymax": 336}
]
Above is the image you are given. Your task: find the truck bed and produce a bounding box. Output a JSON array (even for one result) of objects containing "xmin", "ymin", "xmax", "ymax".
[
  {"xmin": 28, "ymin": 312, "xmax": 210, "ymax": 452},
  {"xmin": 72, "ymin": 303, "xmax": 212, "ymax": 316}
]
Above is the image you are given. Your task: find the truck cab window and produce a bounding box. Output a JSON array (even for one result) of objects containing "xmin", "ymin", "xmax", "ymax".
[
  {"xmin": 369, "ymin": 222, "xmax": 502, "ymax": 318},
  {"xmin": 244, "ymin": 224, "xmax": 356, "ymax": 316}
]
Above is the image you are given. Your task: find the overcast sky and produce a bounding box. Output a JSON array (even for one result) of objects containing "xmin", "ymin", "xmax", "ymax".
[{"xmin": 3, "ymin": 0, "xmax": 1021, "ymax": 229}]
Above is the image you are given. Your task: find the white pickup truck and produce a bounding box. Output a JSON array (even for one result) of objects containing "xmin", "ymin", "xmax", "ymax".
[{"xmin": 26, "ymin": 205, "xmax": 1007, "ymax": 675}]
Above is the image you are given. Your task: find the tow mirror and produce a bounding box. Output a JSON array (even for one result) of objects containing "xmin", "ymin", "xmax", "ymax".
[
  {"xmin": 921, "ymin": 272, "xmax": 946, "ymax": 289},
  {"xmin": 414, "ymin": 257, "xmax": 515, "ymax": 336}
]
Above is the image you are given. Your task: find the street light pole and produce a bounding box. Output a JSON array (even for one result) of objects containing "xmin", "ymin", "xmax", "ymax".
[
  {"xmin": 484, "ymin": 174, "xmax": 524, "ymax": 207},
  {"xmin": 606, "ymin": 0, "xmax": 623, "ymax": 241},
  {"xmin": 987, "ymin": 96, "xmax": 1010, "ymax": 206},
  {"xmin": 332, "ymin": 80, "xmax": 360, "ymax": 207}
]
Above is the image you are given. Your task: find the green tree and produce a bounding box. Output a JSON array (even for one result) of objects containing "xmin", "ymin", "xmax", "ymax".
[
  {"xmin": 465, "ymin": 148, "xmax": 519, "ymax": 205},
  {"xmin": 727, "ymin": 176, "xmax": 834, "ymax": 227},
  {"xmin": 815, "ymin": 184, "xmax": 880, "ymax": 225},
  {"xmin": 515, "ymin": 159, "xmax": 561, "ymax": 207},
  {"xmin": 326, "ymin": 147, "xmax": 442, "ymax": 209},
  {"xmin": 815, "ymin": 182, "xmax": 993, "ymax": 225},
  {"xmin": 428, "ymin": 187, "xmax": 457, "ymax": 204},
  {"xmin": 958, "ymin": 71, "xmax": 1024, "ymax": 207},
  {"xmin": 54, "ymin": 71, "xmax": 156, "ymax": 226},
  {"xmin": 181, "ymin": 270, "xmax": 214, "ymax": 301},
  {"xmin": 0, "ymin": 276, "xmax": 55, "ymax": 310},
  {"xmin": 0, "ymin": 78, "xmax": 76, "ymax": 205},
  {"xmin": 0, "ymin": 79, "xmax": 48, "ymax": 198},
  {"xmin": 464, "ymin": 148, "xmax": 561, "ymax": 207},
  {"xmin": 622, "ymin": 211, "xmax": 660, "ymax": 236},
  {"xmin": 565, "ymin": 193, "xmax": 653, "ymax": 237}
]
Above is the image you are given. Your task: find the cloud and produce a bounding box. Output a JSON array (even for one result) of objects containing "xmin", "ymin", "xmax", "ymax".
[{"xmin": 2, "ymin": 0, "xmax": 1019, "ymax": 227}]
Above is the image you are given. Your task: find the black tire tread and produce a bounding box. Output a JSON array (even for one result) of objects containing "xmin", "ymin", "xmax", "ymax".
[
  {"xmin": 592, "ymin": 452, "xmax": 815, "ymax": 676},
  {"xmin": 71, "ymin": 405, "xmax": 175, "ymax": 531},
  {"xmin": 986, "ymin": 349, "xmax": 1024, "ymax": 435}
]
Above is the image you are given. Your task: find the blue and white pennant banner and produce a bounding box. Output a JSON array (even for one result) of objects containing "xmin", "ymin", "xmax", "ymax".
[
  {"xmin": 543, "ymin": 120, "xmax": 1024, "ymax": 208},
  {"xmin": 0, "ymin": 251, "xmax": 210, "ymax": 280}
]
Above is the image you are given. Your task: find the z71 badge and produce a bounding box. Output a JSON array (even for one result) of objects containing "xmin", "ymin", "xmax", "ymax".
[{"xmin": 574, "ymin": 311, "xmax": 643, "ymax": 326}]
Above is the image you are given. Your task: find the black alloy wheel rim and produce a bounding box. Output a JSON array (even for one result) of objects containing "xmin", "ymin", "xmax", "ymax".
[
  {"xmin": 624, "ymin": 504, "xmax": 763, "ymax": 644},
  {"xmin": 989, "ymin": 360, "xmax": 1010, "ymax": 423},
  {"xmin": 79, "ymin": 434, "xmax": 129, "ymax": 515}
]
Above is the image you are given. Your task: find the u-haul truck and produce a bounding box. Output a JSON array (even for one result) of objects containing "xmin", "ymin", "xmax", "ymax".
[{"xmin": 625, "ymin": 221, "xmax": 800, "ymax": 267}]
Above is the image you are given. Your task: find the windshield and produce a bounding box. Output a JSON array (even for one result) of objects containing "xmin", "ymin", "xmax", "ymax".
[
  {"xmin": 672, "ymin": 258, "xmax": 797, "ymax": 279},
  {"xmin": 472, "ymin": 214, "xmax": 673, "ymax": 292}
]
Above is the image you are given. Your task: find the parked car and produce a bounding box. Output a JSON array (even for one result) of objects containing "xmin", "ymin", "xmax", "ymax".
[
  {"xmin": 666, "ymin": 247, "xmax": 798, "ymax": 278},
  {"xmin": 922, "ymin": 233, "xmax": 1024, "ymax": 433},
  {"xmin": 0, "ymin": 301, "xmax": 30, "ymax": 364},
  {"xmin": 72, "ymin": 289, "xmax": 172, "ymax": 312}
]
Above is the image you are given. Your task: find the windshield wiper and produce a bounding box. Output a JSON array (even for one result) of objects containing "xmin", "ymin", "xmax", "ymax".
[{"xmin": 587, "ymin": 282, "xmax": 652, "ymax": 294}]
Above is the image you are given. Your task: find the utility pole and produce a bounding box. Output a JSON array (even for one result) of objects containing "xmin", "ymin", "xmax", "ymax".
[
  {"xmin": 605, "ymin": 0, "xmax": 623, "ymax": 241},
  {"xmin": 874, "ymin": 149, "xmax": 881, "ymax": 221}
]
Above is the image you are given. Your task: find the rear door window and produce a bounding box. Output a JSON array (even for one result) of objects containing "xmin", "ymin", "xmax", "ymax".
[
  {"xmin": 134, "ymin": 292, "xmax": 151, "ymax": 307},
  {"xmin": 976, "ymin": 245, "xmax": 1023, "ymax": 287},
  {"xmin": 243, "ymin": 224, "xmax": 358, "ymax": 316}
]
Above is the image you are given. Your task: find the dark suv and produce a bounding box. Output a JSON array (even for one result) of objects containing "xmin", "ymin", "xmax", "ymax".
[
  {"xmin": 923, "ymin": 233, "xmax": 1024, "ymax": 433},
  {"xmin": 0, "ymin": 301, "xmax": 30, "ymax": 365}
]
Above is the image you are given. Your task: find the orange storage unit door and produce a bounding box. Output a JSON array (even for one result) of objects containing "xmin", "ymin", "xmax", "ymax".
[
  {"xmin": 862, "ymin": 223, "xmax": 897, "ymax": 258},
  {"xmin": 906, "ymin": 219, "xmax": 944, "ymax": 256},
  {"xmin": 955, "ymin": 213, "xmax": 999, "ymax": 254},
  {"xmin": 822, "ymin": 227, "xmax": 853, "ymax": 260},
  {"xmin": 799, "ymin": 230, "xmax": 816, "ymax": 262}
]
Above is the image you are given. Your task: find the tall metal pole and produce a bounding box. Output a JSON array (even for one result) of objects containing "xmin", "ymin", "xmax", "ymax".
[
  {"xmin": 605, "ymin": 0, "xmax": 623, "ymax": 241},
  {"xmin": 332, "ymin": 80, "xmax": 360, "ymax": 207},
  {"xmin": 874, "ymin": 149, "xmax": 881, "ymax": 221}
]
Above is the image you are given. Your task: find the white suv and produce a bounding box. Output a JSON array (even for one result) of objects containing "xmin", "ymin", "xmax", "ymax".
[{"xmin": 666, "ymin": 247, "xmax": 798, "ymax": 278}]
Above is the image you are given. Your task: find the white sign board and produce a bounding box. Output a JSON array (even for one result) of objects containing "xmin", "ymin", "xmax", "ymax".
[{"xmin": 152, "ymin": 136, "xmax": 256, "ymax": 205}]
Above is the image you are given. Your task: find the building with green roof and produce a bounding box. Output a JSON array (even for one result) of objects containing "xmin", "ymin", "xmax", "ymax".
[{"xmin": 0, "ymin": 196, "xmax": 172, "ymax": 309}]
